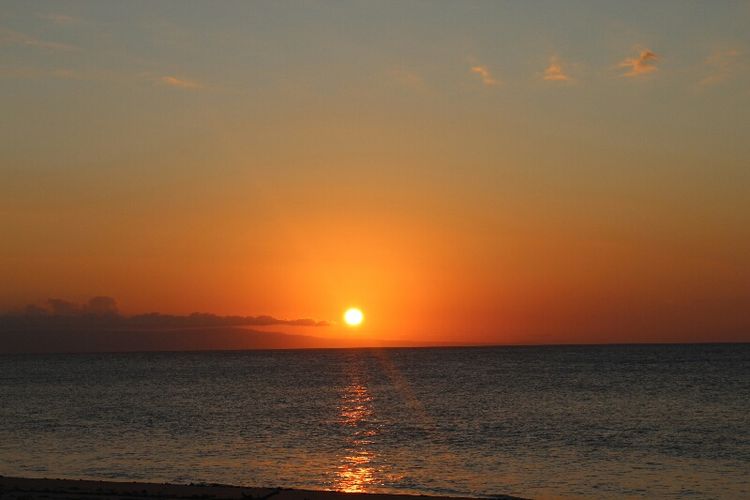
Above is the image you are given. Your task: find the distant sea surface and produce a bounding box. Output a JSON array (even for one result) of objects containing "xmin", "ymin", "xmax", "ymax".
[{"xmin": 1, "ymin": 345, "xmax": 748, "ymax": 499}]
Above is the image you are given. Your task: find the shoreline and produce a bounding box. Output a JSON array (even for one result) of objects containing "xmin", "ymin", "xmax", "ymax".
[{"xmin": 0, "ymin": 476, "xmax": 526, "ymax": 500}]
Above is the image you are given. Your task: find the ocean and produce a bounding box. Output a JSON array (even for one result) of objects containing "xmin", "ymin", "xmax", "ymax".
[{"xmin": 1, "ymin": 345, "xmax": 748, "ymax": 498}]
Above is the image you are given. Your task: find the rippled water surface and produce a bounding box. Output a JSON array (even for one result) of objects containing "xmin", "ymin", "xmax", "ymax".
[{"xmin": 1, "ymin": 345, "xmax": 749, "ymax": 498}]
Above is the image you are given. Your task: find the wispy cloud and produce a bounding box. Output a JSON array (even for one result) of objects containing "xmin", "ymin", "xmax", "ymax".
[
  {"xmin": 470, "ymin": 64, "xmax": 499, "ymax": 86},
  {"xmin": 0, "ymin": 66, "xmax": 123, "ymax": 83},
  {"xmin": 0, "ymin": 67, "xmax": 205, "ymax": 91},
  {"xmin": 542, "ymin": 57, "xmax": 571, "ymax": 82},
  {"xmin": 699, "ymin": 49, "xmax": 741, "ymax": 87},
  {"xmin": 38, "ymin": 13, "xmax": 78, "ymax": 25},
  {"xmin": 158, "ymin": 75, "xmax": 203, "ymax": 90},
  {"xmin": 0, "ymin": 28, "xmax": 77, "ymax": 51},
  {"xmin": 389, "ymin": 67, "xmax": 426, "ymax": 90},
  {"xmin": 618, "ymin": 48, "xmax": 659, "ymax": 77}
]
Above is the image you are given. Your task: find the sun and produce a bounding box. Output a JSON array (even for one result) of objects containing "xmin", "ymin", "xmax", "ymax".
[{"xmin": 343, "ymin": 307, "xmax": 364, "ymax": 327}]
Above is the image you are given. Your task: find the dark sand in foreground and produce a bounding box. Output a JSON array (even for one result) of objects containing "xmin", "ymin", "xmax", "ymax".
[{"xmin": 0, "ymin": 477, "xmax": 525, "ymax": 500}]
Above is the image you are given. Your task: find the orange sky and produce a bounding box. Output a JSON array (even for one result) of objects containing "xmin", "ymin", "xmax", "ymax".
[{"xmin": 1, "ymin": 2, "xmax": 749, "ymax": 345}]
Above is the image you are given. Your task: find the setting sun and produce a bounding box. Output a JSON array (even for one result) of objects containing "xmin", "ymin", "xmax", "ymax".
[{"xmin": 343, "ymin": 308, "xmax": 364, "ymax": 327}]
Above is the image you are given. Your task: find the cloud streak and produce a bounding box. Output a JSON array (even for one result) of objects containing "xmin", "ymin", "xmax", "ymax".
[
  {"xmin": 699, "ymin": 49, "xmax": 741, "ymax": 87},
  {"xmin": 0, "ymin": 28, "xmax": 77, "ymax": 51},
  {"xmin": 38, "ymin": 13, "xmax": 78, "ymax": 25},
  {"xmin": 0, "ymin": 66, "xmax": 109, "ymax": 82},
  {"xmin": 158, "ymin": 75, "xmax": 203, "ymax": 90},
  {"xmin": 389, "ymin": 67, "xmax": 426, "ymax": 90},
  {"xmin": 618, "ymin": 48, "xmax": 659, "ymax": 77},
  {"xmin": 470, "ymin": 65, "xmax": 499, "ymax": 86},
  {"xmin": 543, "ymin": 57, "xmax": 571, "ymax": 82}
]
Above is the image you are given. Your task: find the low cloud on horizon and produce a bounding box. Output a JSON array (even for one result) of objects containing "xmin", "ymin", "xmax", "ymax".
[{"xmin": 2, "ymin": 297, "xmax": 329, "ymax": 329}]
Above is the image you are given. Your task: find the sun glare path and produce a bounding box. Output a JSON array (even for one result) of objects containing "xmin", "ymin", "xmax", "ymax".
[{"xmin": 344, "ymin": 308, "xmax": 364, "ymax": 327}]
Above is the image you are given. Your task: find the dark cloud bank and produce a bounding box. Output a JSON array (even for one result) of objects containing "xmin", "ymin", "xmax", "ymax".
[{"xmin": 0, "ymin": 297, "xmax": 389, "ymax": 354}]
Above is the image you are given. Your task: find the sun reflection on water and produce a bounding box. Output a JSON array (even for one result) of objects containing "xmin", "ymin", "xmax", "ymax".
[{"xmin": 334, "ymin": 378, "xmax": 378, "ymax": 493}]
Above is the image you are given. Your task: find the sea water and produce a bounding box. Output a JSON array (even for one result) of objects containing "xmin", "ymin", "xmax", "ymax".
[{"xmin": 1, "ymin": 345, "xmax": 748, "ymax": 498}]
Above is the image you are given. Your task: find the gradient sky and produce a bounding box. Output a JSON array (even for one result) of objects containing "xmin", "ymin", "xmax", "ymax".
[{"xmin": 2, "ymin": 1, "xmax": 749, "ymax": 344}]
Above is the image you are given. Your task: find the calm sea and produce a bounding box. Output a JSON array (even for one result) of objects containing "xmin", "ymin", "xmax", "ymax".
[{"xmin": 1, "ymin": 345, "xmax": 748, "ymax": 499}]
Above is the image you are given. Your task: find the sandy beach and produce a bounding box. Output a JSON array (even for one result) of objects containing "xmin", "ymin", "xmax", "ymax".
[{"xmin": 0, "ymin": 477, "xmax": 525, "ymax": 500}]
